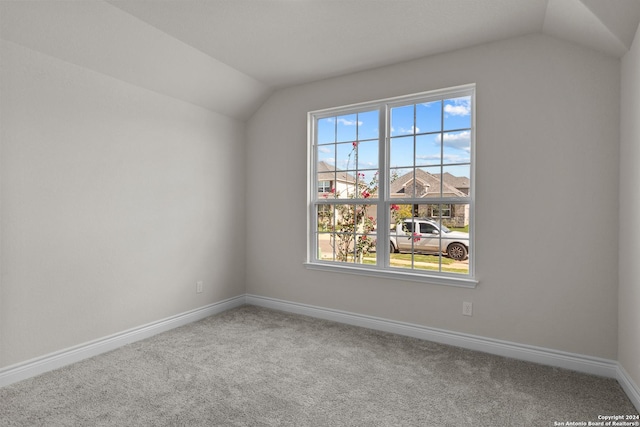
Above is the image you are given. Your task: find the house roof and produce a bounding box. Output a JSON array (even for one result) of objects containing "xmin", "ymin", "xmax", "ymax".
[
  {"xmin": 435, "ymin": 173, "xmax": 471, "ymax": 191},
  {"xmin": 317, "ymin": 161, "xmax": 356, "ymax": 184},
  {"xmin": 390, "ymin": 169, "xmax": 466, "ymax": 199}
]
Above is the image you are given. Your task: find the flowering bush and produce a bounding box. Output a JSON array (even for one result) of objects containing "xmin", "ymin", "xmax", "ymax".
[
  {"xmin": 390, "ymin": 203, "xmax": 413, "ymax": 225},
  {"xmin": 327, "ymin": 142, "xmax": 378, "ymax": 262}
]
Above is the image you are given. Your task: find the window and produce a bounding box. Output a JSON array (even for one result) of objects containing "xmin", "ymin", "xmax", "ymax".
[
  {"xmin": 318, "ymin": 181, "xmax": 332, "ymax": 193},
  {"xmin": 307, "ymin": 85, "xmax": 476, "ymax": 287},
  {"xmin": 429, "ymin": 204, "xmax": 451, "ymax": 218}
]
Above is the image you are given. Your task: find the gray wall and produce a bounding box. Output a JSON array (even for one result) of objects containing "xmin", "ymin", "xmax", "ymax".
[
  {"xmin": 0, "ymin": 41, "xmax": 247, "ymax": 368},
  {"xmin": 246, "ymin": 34, "xmax": 621, "ymax": 359},
  {"xmin": 0, "ymin": 28, "xmax": 630, "ymax": 376},
  {"xmin": 619, "ymin": 23, "xmax": 640, "ymax": 391}
]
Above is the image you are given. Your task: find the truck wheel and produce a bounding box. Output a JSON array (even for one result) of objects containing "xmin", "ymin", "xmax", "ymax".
[
  {"xmin": 390, "ymin": 242, "xmax": 398, "ymax": 253},
  {"xmin": 447, "ymin": 243, "xmax": 468, "ymax": 261}
]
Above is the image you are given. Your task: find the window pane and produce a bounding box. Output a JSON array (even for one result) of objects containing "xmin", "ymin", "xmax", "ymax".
[
  {"xmin": 317, "ymin": 231, "xmax": 334, "ymax": 261},
  {"xmin": 442, "ymin": 131, "xmax": 471, "ymax": 164},
  {"xmin": 416, "ymin": 100, "xmax": 441, "ymax": 134},
  {"xmin": 357, "ymin": 140, "xmax": 378, "ymax": 169},
  {"xmin": 336, "ymin": 142, "xmax": 356, "ymax": 170},
  {"xmin": 336, "ymin": 114, "xmax": 358, "ymax": 142},
  {"xmin": 317, "ymin": 203, "xmax": 334, "ymax": 228},
  {"xmin": 357, "ymin": 110, "xmax": 379, "ymax": 140},
  {"xmin": 415, "ymin": 134, "xmax": 441, "ymax": 166},
  {"xmin": 317, "ymin": 117, "xmax": 336, "ymax": 144},
  {"xmin": 355, "ymin": 170, "xmax": 379, "ymax": 200},
  {"xmin": 333, "ymin": 232, "xmax": 354, "ymax": 263},
  {"xmin": 390, "ymin": 136, "xmax": 414, "ymax": 168},
  {"xmin": 317, "ymin": 156, "xmax": 337, "ymax": 199},
  {"xmin": 317, "ymin": 145, "xmax": 335, "ymax": 168},
  {"xmin": 390, "ymin": 104, "xmax": 414, "ymax": 136},
  {"xmin": 443, "ymin": 203, "xmax": 470, "ymax": 231},
  {"xmin": 390, "ymin": 168, "xmax": 417, "ymax": 198},
  {"xmin": 333, "ymin": 175, "xmax": 356, "ymax": 199},
  {"xmin": 390, "ymin": 167, "xmax": 443, "ymax": 199},
  {"xmin": 389, "ymin": 167, "xmax": 410, "ymax": 197},
  {"xmin": 356, "ymin": 233, "xmax": 377, "ymax": 265},
  {"xmin": 443, "ymin": 96, "xmax": 472, "ymax": 131},
  {"xmin": 442, "ymin": 165, "xmax": 471, "ymax": 196},
  {"xmin": 316, "ymin": 204, "xmax": 335, "ymax": 261},
  {"xmin": 390, "ymin": 203, "xmax": 413, "ymax": 224}
]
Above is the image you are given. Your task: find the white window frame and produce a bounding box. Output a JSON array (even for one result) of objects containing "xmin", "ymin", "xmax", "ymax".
[{"xmin": 305, "ymin": 84, "xmax": 477, "ymax": 288}]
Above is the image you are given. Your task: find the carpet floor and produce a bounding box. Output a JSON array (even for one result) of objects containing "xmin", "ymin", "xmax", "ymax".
[{"xmin": 0, "ymin": 305, "xmax": 637, "ymax": 426}]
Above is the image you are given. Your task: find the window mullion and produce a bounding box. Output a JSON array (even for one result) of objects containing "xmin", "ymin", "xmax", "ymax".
[{"xmin": 378, "ymin": 106, "xmax": 390, "ymax": 270}]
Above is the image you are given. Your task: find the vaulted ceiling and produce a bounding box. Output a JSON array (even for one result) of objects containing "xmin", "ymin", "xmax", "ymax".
[{"xmin": 2, "ymin": 0, "xmax": 639, "ymax": 120}]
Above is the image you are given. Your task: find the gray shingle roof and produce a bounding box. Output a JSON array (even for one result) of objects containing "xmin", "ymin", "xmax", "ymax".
[
  {"xmin": 435, "ymin": 172, "xmax": 470, "ymax": 194},
  {"xmin": 390, "ymin": 169, "xmax": 466, "ymax": 198},
  {"xmin": 317, "ymin": 161, "xmax": 356, "ymax": 183}
]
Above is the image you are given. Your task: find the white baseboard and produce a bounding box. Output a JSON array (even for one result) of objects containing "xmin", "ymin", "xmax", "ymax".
[
  {"xmin": 0, "ymin": 295, "xmax": 246, "ymax": 388},
  {"xmin": 617, "ymin": 364, "xmax": 640, "ymax": 412},
  {"xmin": 2, "ymin": 292, "xmax": 638, "ymax": 413},
  {"xmin": 246, "ymin": 294, "xmax": 640, "ymax": 411},
  {"xmin": 245, "ymin": 294, "xmax": 620, "ymax": 378}
]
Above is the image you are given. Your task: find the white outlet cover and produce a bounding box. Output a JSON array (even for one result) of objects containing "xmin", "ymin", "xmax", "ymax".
[{"xmin": 463, "ymin": 302, "xmax": 473, "ymax": 316}]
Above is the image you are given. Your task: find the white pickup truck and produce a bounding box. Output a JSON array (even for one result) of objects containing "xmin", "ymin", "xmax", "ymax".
[{"xmin": 389, "ymin": 218, "xmax": 469, "ymax": 261}]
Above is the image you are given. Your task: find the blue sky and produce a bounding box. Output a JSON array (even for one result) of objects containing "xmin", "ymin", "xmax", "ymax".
[{"xmin": 317, "ymin": 96, "xmax": 472, "ymax": 184}]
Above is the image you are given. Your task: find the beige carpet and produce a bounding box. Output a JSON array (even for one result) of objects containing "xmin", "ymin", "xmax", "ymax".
[{"xmin": 1, "ymin": 305, "xmax": 637, "ymax": 426}]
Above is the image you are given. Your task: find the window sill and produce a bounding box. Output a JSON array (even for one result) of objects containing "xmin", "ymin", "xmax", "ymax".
[{"xmin": 303, "ymin": 262, "xmax": 478, "ymax": 288}]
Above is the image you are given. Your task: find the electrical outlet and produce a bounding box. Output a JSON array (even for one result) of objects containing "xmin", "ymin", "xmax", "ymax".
[
  {"xmin": 462, "ymin": 301, "xmax": 473, "ymax": 316},
  {"xmin": 196, "ymin": 281, "xmax": 203, "ymax": 293}
]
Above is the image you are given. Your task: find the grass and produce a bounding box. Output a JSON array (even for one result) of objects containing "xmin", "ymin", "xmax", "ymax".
[
  {"xmin": 358, "ymin": 252, "xmax": 469, "ymax": 274},
  {"xmin": 448, "ymin": 225, "xmax": 469, "ymax": 233},
  {"xmin": 390, "ymin": 253, "xmax": 456, "ymax": 265}
]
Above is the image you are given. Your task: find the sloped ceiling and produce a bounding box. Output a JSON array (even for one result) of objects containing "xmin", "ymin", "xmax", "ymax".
[{"xmin": 1, "ymin": 0, "xmax": 639, "ymax": 120}]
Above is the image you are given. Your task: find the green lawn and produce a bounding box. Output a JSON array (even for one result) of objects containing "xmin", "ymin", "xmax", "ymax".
[
  {"xmin": 359, "ymin": 253, "xmax": 468, "ymax": 274},
  {"xmin": 389, "ymin": 253, "xmax": 456, "ymax": 265}
]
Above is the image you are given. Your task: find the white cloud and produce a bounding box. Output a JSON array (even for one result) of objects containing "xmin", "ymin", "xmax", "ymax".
[
  {"xmin": 337, "ymin": 118, "xmax": 362, "ymax": 126},
  {"xmin": 318, "ymin": 146, "xmax": 332, "ymax": 154},
  {"xmin": 436, "ymin": 131, "xmax": 471, "ymax": 152},
  {"xmin": 444, "ymin": 105, "xmax": 469, "ymax": 116},
  {"xmin": 442, "ymin": 153, "xmax": 470, "ymax": 163},
  {"xmin": 398, "ymin": 126, "xmax": 420, "ymax": 134},
  {"xmin": 444, "ymin": 98, "xmax": 471, "ymax": 116},
  {"xmin": 443, "ymin": 130, "xmax": 470, "ymax": 142},
  {"xmin": 416, "ymin": 154, "xmax": 440, "ymax": 161}
]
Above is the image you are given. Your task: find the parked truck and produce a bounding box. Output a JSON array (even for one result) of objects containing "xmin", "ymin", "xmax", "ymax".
[{"xmin": 389, "ymin": 218, "xmax": 469, "ymax": 261}]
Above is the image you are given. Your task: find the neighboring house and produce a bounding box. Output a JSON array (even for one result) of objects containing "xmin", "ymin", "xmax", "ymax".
[
  {"xmin": 390, "ymin": 169, "xmax": 470, "ymax": 227},
  {"xmin": 318, "ymin": 165, "xmax": 470, "ymax": 228},
  {"xmin": 317, "ymin": 161, "xmax": 358, "ymax": 230},
  {"xmin": 434, "ymin": 172, "xmax": 470, "ymax": 195},
  {"xmin": 317, "ymin": 161, "xmax": 356, "ymax": 198}
]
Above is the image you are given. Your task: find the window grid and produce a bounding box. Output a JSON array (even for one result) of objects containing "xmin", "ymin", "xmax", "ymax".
[{"xmin": 309, "ymin": 85, "xmax": 475, "ymax": 285}]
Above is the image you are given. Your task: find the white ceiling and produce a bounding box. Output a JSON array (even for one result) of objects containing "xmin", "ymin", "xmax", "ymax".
[
  {"xmin": 2, "ymin": 0, "xmax": 640, "ymax": 120},
  {"xmin": 107, "ymin": 0, "xmax": 550, "ymax": 88}
]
